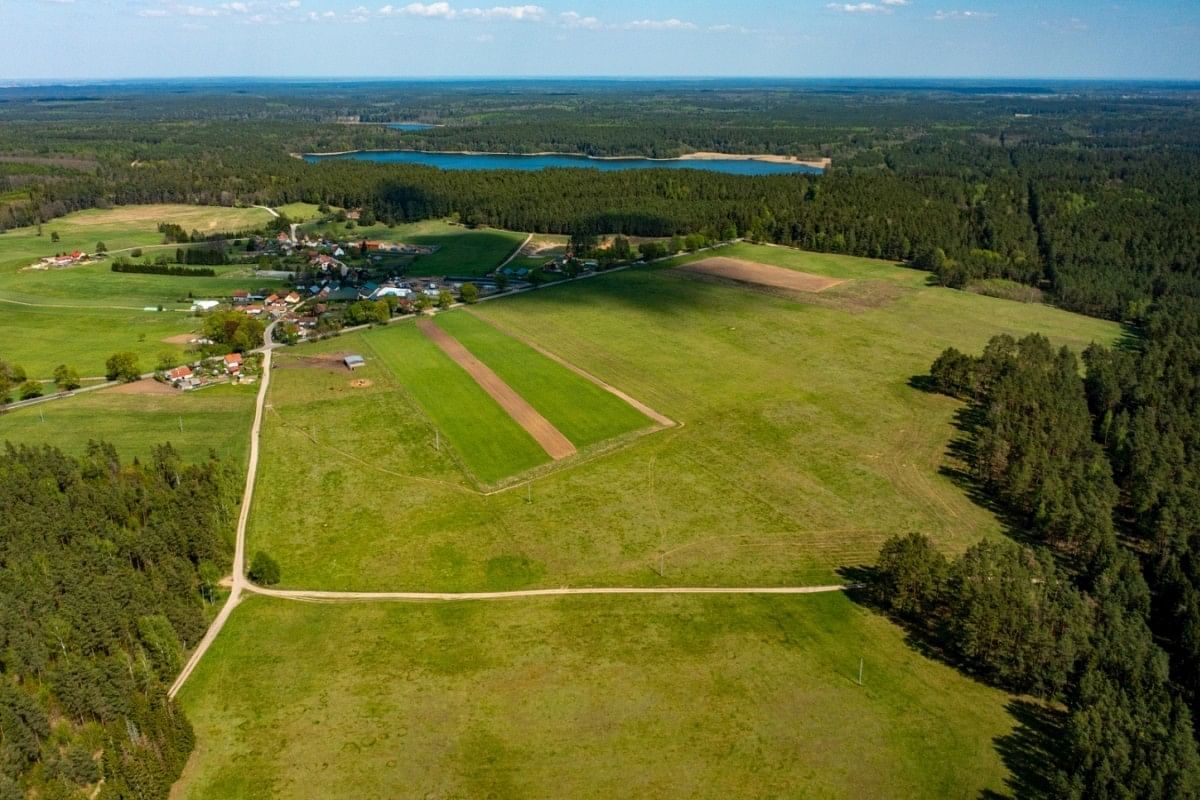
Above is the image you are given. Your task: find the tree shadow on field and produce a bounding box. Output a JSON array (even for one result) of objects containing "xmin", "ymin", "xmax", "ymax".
[{"xmin": 980, "ymin": 700, "xmax": 1066, "ymax": 800}]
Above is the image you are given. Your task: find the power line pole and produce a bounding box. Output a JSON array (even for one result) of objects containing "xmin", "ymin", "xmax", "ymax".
[{"xmin": 858, "ymin": 658, "xmax": 864, "ymax": 686}]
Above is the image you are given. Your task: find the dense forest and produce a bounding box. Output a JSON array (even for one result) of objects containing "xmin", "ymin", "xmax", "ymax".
[
  {"xmin": 0, "ymin": 81, "xmax": 1198, "ymax": 321},
  {"xmin": 873, "ymin": 299, "xmax": 1200, "ymax": 798},
  {"xmin": 0, "ymin": 443, "xmax": 236, "ymax": 800}
]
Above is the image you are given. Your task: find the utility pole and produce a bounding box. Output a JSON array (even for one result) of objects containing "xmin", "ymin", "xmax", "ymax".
[
  {"xmin": 435, "ymin": 429, "xmax": 440, "ymax": 452},
  {"xmin": 858, "ymin": 658, "xmax": 864, "ymax": 686},
  {"xmin": 179, "ymin": 416, "xmax": 184, "ymax": 433}
]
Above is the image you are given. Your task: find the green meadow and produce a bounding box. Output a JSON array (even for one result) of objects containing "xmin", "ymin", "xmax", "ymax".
[
  {"xmin": 174, "ymin": 593, "xmax": 1019, "ymax": 800},
  {"xmin": 245, "ymin": 244, "xmax": 1120, "ymax": 592},
  {"xmin": 363, "ymin": 323, "xmax": 550, "ymax": 482},
  {"xmin": 0, "ymin": 382, "xmax": 256, "ymax": 467},
  {"xmin": 433, "ymin": 310, "xmax": 653, "ymax": 447},
  {"xmin": 299, "ymin": 218, "xmax": 526, "ymax": 276},
  {"xmin": 0, "ymin": 204, "xmax": 277, "ymax": 378}
]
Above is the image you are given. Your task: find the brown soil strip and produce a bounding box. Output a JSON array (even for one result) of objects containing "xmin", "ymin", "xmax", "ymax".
[
  {"xmin": 417, "ymin": 318, "xmax": 576, "ymax": 461},
  {"xmin": 678, "ymin": 257, "xmax": 846, "ymax": 293},
  {"xmin": 161, "ymin": 333, "xmax": 199, "ymax": 345},
  {"xmin": 466, "ymin": 311, "xmax": 676, "ymax": 429},
  {"xmin": 104, "ymin": 378, "xmax": 175, "ymax": 395}
]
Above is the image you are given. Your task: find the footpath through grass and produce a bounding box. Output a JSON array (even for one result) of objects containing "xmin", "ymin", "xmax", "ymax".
[{"xmin": 175, "ymin": 592, "xmax": 1018, "ymax": 800}]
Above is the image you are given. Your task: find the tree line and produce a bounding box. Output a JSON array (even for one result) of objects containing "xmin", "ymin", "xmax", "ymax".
[
  {"xmin": 0, "ymin": 442, "xmax": 238, "ymax": 800},
  {"xmin": 871, "ymin": 307, "xmax": 1200, "ymax": 798}
]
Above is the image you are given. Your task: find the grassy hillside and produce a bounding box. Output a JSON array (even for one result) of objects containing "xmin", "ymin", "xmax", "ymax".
[
  {"xmin": 298, "ymin": 218, "xmax": 526, "ymax": 276},
  {"xmin": 175, "ymin": 593, "xmax": 1020, "ymax": 800},
  {"xmin": 245, "ymin": 244, "xmax": 1120, "ymax": 592}
]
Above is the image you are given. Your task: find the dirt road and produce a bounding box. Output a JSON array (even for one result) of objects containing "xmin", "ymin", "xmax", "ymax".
[{"xmin": 248, "ymin": 583, "xmax": 854, "ymax": 603}]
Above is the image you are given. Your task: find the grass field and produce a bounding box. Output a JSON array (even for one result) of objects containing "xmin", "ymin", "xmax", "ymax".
[
  {"xmin": 174, "ymin": 592, "xmax": 1019, "ymax": 800},
  {"xmin": 0, "ymin": 204, "xmax": 273, "ymax": 274},
  {"xmin": 433, "ymin": 311, "xmax": 653, "ymax": 448},
  {"xmin": 0, "ymin": 304, "xmax": 202, "ymax": 379},
  {"xmin": 0, "ymin": 204, "xmax": 279, "ymax": 378},
  {"xmin": 0, "ymin": 382, "xmax": 256, "ymax": 466},
  {"xmin": 244, "ymin": 244, "xmax": 1120, "ymax": 592},
  {"xmin": 299, "ymin": 218, "xmax": 526, "ymax": 276},
  {"xmin": 364, "ymin": 323, "xmax": 550, "ymax": 482}
]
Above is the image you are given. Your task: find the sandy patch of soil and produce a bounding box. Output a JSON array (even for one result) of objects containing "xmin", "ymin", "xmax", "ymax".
[
  {"xmin": 417, "ymin": 319, "xmax": 576, "ymax": 461},
  {"xmin": 161, "ymin": 333, "xmax": 200, "ymax": 345},
  {"xmin": 349, "ymin": 379, "xmax": 373, "ymax": 389},
  {"xmin": 104, "ymin": 378, "xmax": 176, "ymax": 396},
  {"xmin": 676, "ymin": 257, "xmax": 846, "ymax": 293}
]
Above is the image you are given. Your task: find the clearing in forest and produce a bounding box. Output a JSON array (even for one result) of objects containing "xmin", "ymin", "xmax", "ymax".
[{"xmin": 675, "ymin": 256, "xmax": 847, "ymax": 293}]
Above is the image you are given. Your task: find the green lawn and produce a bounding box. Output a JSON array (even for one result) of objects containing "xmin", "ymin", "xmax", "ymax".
[
  {"xmin": 433, "ymin": 310, "xmax": 653, "ymax": 447},
  {"xmin": 0, "ymin": 303, "xmax": 201, "ymax": 379},
  {"xmin": 349, "ymin": 323, "xmax": 548, "ymax": 484},
  {"xmin": 275, "ymin": 202, "xmax": 325, "ymax": 222},
  {"xmin": 0, "ymin": 382, "xmax": 256, "ymax": 467},
  {"xmin": 246, "ymin": 244, "xmax": 1121, "ymax": 593},
  {"xmin": 175, "ymin": 592, "xmax": 1019, "ymax": 800},
  {"xmin": 299, "ymin": 218, "xmax": 526, "ymax": 276}
]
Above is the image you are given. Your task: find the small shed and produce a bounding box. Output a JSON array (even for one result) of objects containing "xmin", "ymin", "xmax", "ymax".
[{"xmin": 343, "ymin": 354, "xmax": 365, "ymax": 370}]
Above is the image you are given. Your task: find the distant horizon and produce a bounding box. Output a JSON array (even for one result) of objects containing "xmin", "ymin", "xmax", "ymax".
[
  {"xmin": 4, "ymin": 75, "xmax": 1200, "ymax": 87},
  {"xmin": 4, "ymin": 1, "xmax": 1197, "ymax": 82}
]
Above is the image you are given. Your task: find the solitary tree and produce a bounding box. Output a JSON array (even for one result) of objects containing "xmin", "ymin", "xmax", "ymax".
[
  {"xmin": 105, "ymin": 352, "xmax": 142, "ymax": 383},
  {"xmin": 459, "ymin": 283, "xmax": 479, "ymax": 304},
  {"xmin": 248, "ymin": 551, "xmax": 281, "ymax": 585},
  {"xmin": 50, "ymin": 231, "xmax": 60, "ymax": 243},
  {"xmin": 18, "ymin": 381, "xmax": 43, "ymax": 401},
  {"xmin": 95, "ymin": 241, "xmax": 107, "ymax": 254},
  {"xmin": 53, "ymin": 364, "xmax": 81, "ymax": 391},
  {"xmin": 437, "ymin": 290, "xmax": 454, "ymax": 310}
]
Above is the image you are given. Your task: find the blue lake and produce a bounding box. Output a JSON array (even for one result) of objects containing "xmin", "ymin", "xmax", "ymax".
[
  {"xmin": 304, "ymin": 150, "xmax": 823, "ymax": 176},
  {"xmin": 387, "ymin": 123, "xmax": 436, "ymax": 131}
]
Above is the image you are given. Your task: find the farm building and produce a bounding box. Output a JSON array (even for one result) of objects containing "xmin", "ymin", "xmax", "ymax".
[
  {"xmin": 343, "ymin": 354, "xmax": 365, "ymax": 370},
  {"xmin": 223, "ymin": 353, "xmax": 243, "ymax": 374}
]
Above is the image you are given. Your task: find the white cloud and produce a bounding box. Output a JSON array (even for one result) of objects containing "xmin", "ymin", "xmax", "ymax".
[
  {"xmin": 463, "ymin": 5, "xmax": 545, "ymax": 21},
  {"xmin": 181, "ymin": 5, "xmax": 221, "ymax": 16},
  {"xmin": 625, "ymin": 17, "xmax": 696, "ymax": 30},
  {"xmin": 558, "ymin": 10, "xmax": 600, "ymax": 29},
  {"xmin": 827, "ymin": 2, "xmax": 897, "ymax": 12},
  {"xmin": 221, "ymin": 1, "xmax": 249, "ymax": 12},
  {"xmin": 138, "ymin": 7, "xmax": 169, "ymax": 15},
  {"xmin": 932, "ymin": 9, "xmax": 996, "ymax": 20},
  {"xmin": 400, "ymin": 1, "xmax": 454, "ymax": 16}
]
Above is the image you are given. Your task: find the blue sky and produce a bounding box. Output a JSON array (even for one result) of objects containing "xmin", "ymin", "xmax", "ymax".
[{"xmin": 3, "ymin": 0, "xmax": 1198, "ymax": 80}]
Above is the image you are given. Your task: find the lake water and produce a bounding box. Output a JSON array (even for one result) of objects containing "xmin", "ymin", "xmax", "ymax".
[
  {"xmin": 388, "ymin": 123, "xmax": 436, "ymax": 132},
  {"xmin": 305, "ymin": 150, "xmax": 823, "ymax": 176}
]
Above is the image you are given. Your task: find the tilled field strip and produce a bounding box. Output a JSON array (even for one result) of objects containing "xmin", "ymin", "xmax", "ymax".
[{"xmin": 417, "ymin": 318, "xmax": 577, "ymax": 460}]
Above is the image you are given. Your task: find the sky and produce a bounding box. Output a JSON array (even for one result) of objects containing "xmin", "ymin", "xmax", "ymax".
[{"xmin": 2, "ymin": 0, "xmax": 1198, "ymax": 80}]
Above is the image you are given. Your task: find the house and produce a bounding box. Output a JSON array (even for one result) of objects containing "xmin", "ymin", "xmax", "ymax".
[
  {"xmin": 167, "ymin": 366, "xmax": 193, "ymax": 386},
  {"xmin": 243, "ymin": 304, "xmax": 264, "ymax": 316},
  {"xmin": 370, "ymin": 286, "xmax": 412, "ymax": 300},
  {"xmin": 276, "ymin": 232, "xmax": 291, "ymax": 244},
  {"xmin": 232, "ymin": 290, "xmax": 250, "ymax": 304},
  {"xmin": 343, "ymin": 354, "xmax": 365, "ymax": 370},
  {"xmin": 223, "ymin": 353, "xmax": 243, "ymax": 374},
  {"xmin": 265, "ymin": 294, "xmax": 280, "ymax": 304},
  {"xmin": 284, "ymin": 292, "xmax": 302, "ymax": 304}
]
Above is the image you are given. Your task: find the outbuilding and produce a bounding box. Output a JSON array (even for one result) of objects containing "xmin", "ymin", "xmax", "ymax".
[{"xmin": 343, "ymin": 354, "xmax": 365, "ymax": 370}]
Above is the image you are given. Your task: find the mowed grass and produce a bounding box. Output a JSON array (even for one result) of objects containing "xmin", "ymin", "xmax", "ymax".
[
  {"xmin": 175, "ymin": 592, "xmax": 1018, "ymax": 800},
  {"xmin": 0, "ymin": 382, "xmax": 256, "ymax": 467},
  {"xmin": 246, "ymin": 244, "xmax": 1119, "ymax": 592},
  {"xmin": 0, "ymin": 304, "xmax": 201, "ymax": 379},
  {"xmin": 0, "ymin": 204, "xmax": 272, "ymax": 274},
  {"xmin": 0, "ymin": 204, "xmax": 278, "ymax": 377},
  {"xmin": 433, "ymin": 310, "xmax": 653, "ymax": 447},
  {"xmin": 362, "ymin": 323, "xmax": 549, "ymax": 483},
  {"xmin": 299, "ymin": 218, "xmax": 526, "ymax": 276}
]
